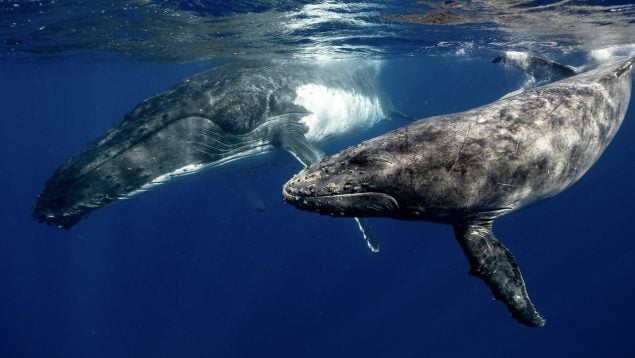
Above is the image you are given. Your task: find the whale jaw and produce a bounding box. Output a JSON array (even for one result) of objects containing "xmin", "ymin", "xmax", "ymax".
[{"xmin": 282, "ymin": 187, "xmax": 400, "ymax": 217}]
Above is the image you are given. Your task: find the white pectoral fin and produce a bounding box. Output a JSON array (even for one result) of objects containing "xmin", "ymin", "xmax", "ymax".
[
  {"xmin": 282, "ymin": 135, "xmax": 324, "ymax": 167},
  {"xmin": 268, "ymin": 113, "xmax": 324, "ymax": 167},
  {"xmin": 355, "ymin": 217, "xmax": 379, "ymax": 253}
]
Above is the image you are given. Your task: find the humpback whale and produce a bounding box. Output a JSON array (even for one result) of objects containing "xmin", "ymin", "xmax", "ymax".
[
  {"xmin": 33, "ymin": 60, "xmax": 390, "ymax": 245},
  {"xmin": 283, "ymin": 56, "xmax": 634, "ymax": 326}
]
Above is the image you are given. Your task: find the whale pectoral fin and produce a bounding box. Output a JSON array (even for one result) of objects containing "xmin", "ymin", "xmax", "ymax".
[
  {"xmin": 453, "ymin": 222, "xmax": 545, "ymax": 327},
  {"xmin": 275, "ymin": 118, "xmax": 324, "ymax": 167},
  {"xmin": 282, "ymin": 137, "xmax": 324, "ymax": 167},
  {"xmin": 354, "ymin": 217, "xmax": 379, "ymax": 253}
]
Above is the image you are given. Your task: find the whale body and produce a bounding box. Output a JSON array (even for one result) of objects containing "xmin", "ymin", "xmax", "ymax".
[
  {"xmin": 33, "ymin": 60, "xmax": 390, "ymax": 230},
  {"xmin": 283, "ymin": 56, "xmax": 634, "ymax": 326}
]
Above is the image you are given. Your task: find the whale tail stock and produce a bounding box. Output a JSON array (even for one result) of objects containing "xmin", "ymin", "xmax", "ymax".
[{"xmin": 454, "ymin": 221, "xmax": 545, "ymax": 327}]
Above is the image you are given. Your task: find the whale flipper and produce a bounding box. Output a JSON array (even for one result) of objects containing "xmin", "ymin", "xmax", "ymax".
[
  {"xmin": 273, "ymin": 114, "xmax": 324, "ymax": 167},
  {"xmin": 281, "ymin": 134, "xmax": 324, "ymax": 168},
  {"xmin": 354, "ymin": 217, "xmax": 379, "ymax": 252},
  {"xmin": 453, "ymin": 222, "xmax": 545, "ymax": 327}
]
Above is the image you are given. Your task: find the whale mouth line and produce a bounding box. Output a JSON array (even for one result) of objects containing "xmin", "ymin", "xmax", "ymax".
[
  {"xmin": 283, "ymin": 190, "xmax": 390, "ymax": 200},
  {"xmin": 282, "ymin": 187, "xmax": 400, "ymax": 215}
]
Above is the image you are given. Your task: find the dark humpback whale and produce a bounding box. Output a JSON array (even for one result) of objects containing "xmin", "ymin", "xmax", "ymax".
[
  {"xmin": 33, "ymin": 60, "xmax": 390, "ymax": 246},
  {"xmin": 283, "ymin": 56, "xmax": 634, "ymax": 326}
]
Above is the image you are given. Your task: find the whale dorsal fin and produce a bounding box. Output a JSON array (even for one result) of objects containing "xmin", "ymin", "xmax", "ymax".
[{"xmin": 453, "ymin": 221, "xmax": 545, "ymax": 327}]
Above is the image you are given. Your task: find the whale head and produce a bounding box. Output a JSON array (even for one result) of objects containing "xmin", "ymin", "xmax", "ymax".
[{"xmin": 282, "ymin": 138, "xmax": 415, "ymax": 218}]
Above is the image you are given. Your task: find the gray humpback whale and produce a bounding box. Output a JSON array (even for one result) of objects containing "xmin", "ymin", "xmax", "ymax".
[
  {"xmin": 33, "ymin": 60, "xmax": 390, "ymax": 244},
  {"xmin": 283, "ymin": 56, "xmax": 635, "ymax": 326}
]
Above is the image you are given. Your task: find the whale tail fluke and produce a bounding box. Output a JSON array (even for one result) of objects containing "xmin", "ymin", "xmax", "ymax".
[
  {"xmin": 494, "ymin": 52, "xmax": 577, "ymax": 83},
  {"xmin": 454, "ymin": 222, "xmax": 545, "ymax": 327}
]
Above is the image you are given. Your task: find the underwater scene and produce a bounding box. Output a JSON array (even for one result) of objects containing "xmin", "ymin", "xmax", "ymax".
[{"xmin": 1, "ymin": 1, "xmax": 635, "ymax": 357}]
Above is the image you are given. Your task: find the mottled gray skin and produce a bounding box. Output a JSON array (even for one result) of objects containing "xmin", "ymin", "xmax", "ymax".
[
  {"xmin": 283, "ymin": 57, "xmax": 634, "ymax": 326},
  {"xmin": 33, "ymin": 61, "xmax": 387, "ymax": 229}
]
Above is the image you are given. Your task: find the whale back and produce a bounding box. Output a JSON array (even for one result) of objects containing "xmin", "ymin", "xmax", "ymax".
[
  {"xmin": 393, "ymin": 57, "xmax": 634, "ymax": 221},
  {"xmin": 282, "ymin": 57, "xmax": 634, "ymax": 223},
  {"xmin": 409, "ymin": 56, "xmax": 634, "ymax": 220}
]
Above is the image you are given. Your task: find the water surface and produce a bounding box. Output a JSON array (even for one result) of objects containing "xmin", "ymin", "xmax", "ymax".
[{"xmin": 1, "ymin": 1, "xmax": 634, "ymax": 357}]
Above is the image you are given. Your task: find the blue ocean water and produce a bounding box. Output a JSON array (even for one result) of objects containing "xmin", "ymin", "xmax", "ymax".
[{"xmin": 1, "ymin": 1, "xmax": 635, "ymax": 357}]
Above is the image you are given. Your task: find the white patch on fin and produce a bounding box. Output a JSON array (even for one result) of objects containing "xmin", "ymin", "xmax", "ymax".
[
  {"xmin": 123, "ymin": 146, "xmax": 272, "ymax": 199},
  {"xmin": 287, "ymin": 149, "xmax": 309, "ymax": 167},
  {"xmin": 355, "ymin": 217, "xmax": 379, "ymax": 253},
  {"xmin": 504, "ymin": 51, "xmax": 530, "ymax": 63},
  {"xmin": 294, "ymin": 84, "xmax": 385, "ymax": 142}
]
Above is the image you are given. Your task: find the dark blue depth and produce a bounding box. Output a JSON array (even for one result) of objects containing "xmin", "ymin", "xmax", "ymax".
[{"xmin": 0, "ymin": 55, "xmax": 634, "ymax": 358}]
